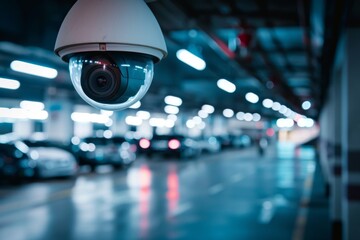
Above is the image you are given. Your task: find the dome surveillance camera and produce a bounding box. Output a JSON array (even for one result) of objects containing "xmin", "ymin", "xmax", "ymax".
[{"xmin": 54, "ymin": 0, "xmax": 167, "ymax": 111}]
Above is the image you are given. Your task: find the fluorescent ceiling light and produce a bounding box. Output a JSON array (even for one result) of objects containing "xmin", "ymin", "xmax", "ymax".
[
  {"xmin": 223, "ymin": 109, "xmax": 234, "ymax": 118},
  {"xmin": 164, "ymin": 95, "xmax": 182, "ymax": 106},
  {"xmin": 0, "ymin": 77, "xmax": 20, "ymax": 90},
  {"xmin": 125, "ymin": 116, "xmax": 143, "ymax": 126},
  {"xmin": 272, "ymin": 102, "xmax": 281, "ymax": 111},
  {"xmin": 129, "ymin": 101, "xmax": 141, "ymax": 109},
  {"xmin": 20, "ymin": 100, "xmax": 45, "ymax": 111},
  {"xmin": 202, "ymin": 104, "xmax": 215, "ymax": 114},
  {"xmin": 186, "ymin": 120, "xmax": 196, "ymax": 129},
  {"xmin": 236, "ymin": 112, "xmax": 245, "ymax": 120},
  {"xmin": 244, "ymin": 113, "xmax": 253, "ymax": 122},
  {"xmin": 193, "ymin": 116, "xmax": 202, "ymax": 124},
  {"xmin": 136, "ymin": 111, "xmax": 151, "ymax": 120},
  {"xmin": 71, "ymin": 112, "xmax": 109, "ymax": 124},
  {"xmin": 276, "ymin": 118, "xmax": 294, "ymax": 128},
  {"xmin": 164, "ymin": 105, "xmax": 179, "ymax": 115},
  {"xmin": 101, "ymin": 110, "xmax": 114, "ymax": 116},
  {"xmin": 149, "ymin": 118, "xmax": 166, "ymax": 127},
  {"xmin": 279, "ymin": 105, "xmax": 288, "ymax": 114},
  {"xmin": 167, "ymin": 114, "xmax": 178, "ymax": 121},
  {"xmin": 252, "ymin": 113, "xmax": 261, "ymax": 122},
  {"xmin": 0, "ymin": 107, "xmax": 48, "ymax": 120},
  {"xmin": 217, "ymin": 79, "xmax": 236, "ymax": 93},
  {"xmin": 297, "ymin": 118, "xmax": 315, "ymax": 128},
  {"xmin": 165, "ymin": 119, "xmax": 175, "ymax": 128},
  {"xmin": 103, "ymin": 130, "xmax": 113, "ymax": 139},
  {"xmin": 245, "ymin": 92, "xmax": 259, "ymax": 104},
  {"xmin": 176, "ymin": 49, "xmax": 206, "ymax": 71},
  {"xmin": 302, "ymin": 101, "xmax": 311, "ymax": 110},
  {"xmin": 198, "ymin": 110, "xmax": 209, "ymax": 119},
  {"xmin": 10, "ymin": 60, "xmax": 58, "ymax": 79},
  {"xmin": 262, "ymin": 99, "xmax": 273, "ymax": 108}
]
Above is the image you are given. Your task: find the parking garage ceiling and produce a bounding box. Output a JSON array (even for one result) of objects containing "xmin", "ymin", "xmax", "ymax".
[{"xmin": 0, "ymin": 0, "xmax": 356, "ymax": 120}]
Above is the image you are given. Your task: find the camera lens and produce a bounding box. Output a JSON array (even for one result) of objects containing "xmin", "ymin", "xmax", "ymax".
[
  {"xmin": 80, "ymin": 58, "xmax": 128, "ymax": 103},
  {"xmin": 69, "ymin": 52, "xmax": 154, "ymax": 111}
]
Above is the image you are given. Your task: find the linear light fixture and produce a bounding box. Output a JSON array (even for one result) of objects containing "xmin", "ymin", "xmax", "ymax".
[
  {"xmin": 302, "ymin": 101, "xmax": 311, "ymax": 110},
  {"xmin": 201, "ymin": 104, "xmax": 215, "ymax": 114},
  {"xmin": 217, "ymin": 79, "xmax": 236, "ymax": 93},
  {"xmin": 10, "ymin": 60, "xmax": 58, "ymax": 79},
  {"xmin": 176, "ymin": 49, "xmax": 206, "ymax": 71},
  {"xmin": 164, "ymin": 105, "xmax": 179, "ymax": 115},
  {"xmin": 164, "ymin": 95, "xmax": 183, "ymax": 106},
  {"xmin": 245, "ymin": 92, "xmax": 259, "ymax": 104},
  {"xmin": 0, "ymin": 77, "xmax": 20, "ymax": 90},
  {"xmin": 20, "ymin": 101, "xmax": 45, "ymax": 111},
  {"xmin": 129, "ymin": 101, "xmax": 141, "ymax": 109}
]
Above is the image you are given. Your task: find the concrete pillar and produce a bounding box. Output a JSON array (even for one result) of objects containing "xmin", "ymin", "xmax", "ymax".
[
  {"xmin": 328, "ymin": 66, "xmax": 343, "ymax": 239},
  {"xmin": 341, "ymin": 29, "xmax": 360, "ymax": 240},
  {"xmin": 45, "ymin": 88, "xmax": 73, "ymax": 144},
  {"xmin": 13, "ymin": 119, "xmax": 33, "ymax": 139}
]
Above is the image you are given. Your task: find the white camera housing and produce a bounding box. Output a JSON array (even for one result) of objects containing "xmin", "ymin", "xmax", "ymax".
[{"xmin": 54, "ymin": 0, "xmax": 167, "ymax": 110}]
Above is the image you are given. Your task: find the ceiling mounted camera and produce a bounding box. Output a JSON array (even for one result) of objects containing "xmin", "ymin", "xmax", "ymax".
[{"xmin": 54, "ymin": 0, "xmax": 167, "ymax": 110}]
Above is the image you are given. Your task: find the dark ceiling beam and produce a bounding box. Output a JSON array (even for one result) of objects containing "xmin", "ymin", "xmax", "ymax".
[
  {"xmin": 250, "ymin": 0, "xmax": 306, "ymax": 113},
  {"xmin": 254, "ymin": 42, "xmax": 306, "ymax": 112},
  {"xmin": 255, "ymin": 0, "xmax": 295, "ymax": 73},
  {"xmin": 320, "ymin": 0, "xmax": 354, "ymax": 110},
  {"xmin": 297, "ymin": 0, "xmax": 318, "ymax": 86},
  {"xmin": 167, "ymin": 0, "xmax": 307, "ymax": 114}
]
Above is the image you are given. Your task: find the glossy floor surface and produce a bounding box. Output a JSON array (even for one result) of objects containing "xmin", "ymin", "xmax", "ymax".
[{"xmin": 0, "ymin": 144, "xmax": 327, "ymax": 240}]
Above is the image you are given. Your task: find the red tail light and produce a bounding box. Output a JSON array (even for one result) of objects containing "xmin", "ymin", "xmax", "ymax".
[
  {"xmin": 139, "ymin": 138, "xmax": 150, "ymax": 149},
  {"xmin": 168, "ymin": 139, "xmax": 180, "ymax": 150}
]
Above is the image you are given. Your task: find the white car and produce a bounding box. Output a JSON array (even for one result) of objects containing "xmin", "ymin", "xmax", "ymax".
[
  {"xmin": 21, "ymin": 141, "xmax": 78, "ymax": 178},
  {"xmin": 197, "ymin": 137, "xmax": 221, "ymax": 154}
]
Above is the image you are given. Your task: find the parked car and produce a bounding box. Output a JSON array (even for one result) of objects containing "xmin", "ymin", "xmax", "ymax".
[
  {"xmin": 141, "ymin": 134, "xmax": 201, "ymax": 159},
  {"xmin": 197, "ymin": 136, "xmax": 221, "ymax": 153},
  {"xmin": 215, "ymin": 135, "xmax": 233, "ymax": 150},
  {"xmin": 231, "ymin": 135, "xmax": 252, "ymax": 148},
  {"xmin": 74, "ymin": 136, "xmax": 136, "ymax": 171},
  {"xmin": 0, "ymin": 141, "xmax": 77, "ymax": 180}
]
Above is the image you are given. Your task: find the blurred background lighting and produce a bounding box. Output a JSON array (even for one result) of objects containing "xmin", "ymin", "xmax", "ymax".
[
  {"xmin": 262, "ymin": 99, "xmax": 273, "ymax": 108},
  {"xmin": 201, "ymin": 104, "xmax": 215, "ymax": 114},
  {"xmin": 0, "ymin": 77, "xmax": 20, "ymax": 90},
  {"xmin": 302, "ymin": 101, "xmax": 312, "ymax": 110},
  {"xmin": 20, "ymin": 100, "xmax": 45, "ymax": 111},
  {"xmin": 276, "ymin": 118, "xmax": 294, "ymax": 128},
  {"xmin": 10, "ymin": 60, "xmax": 58, "ymax": 79},
  {"xmin": 176, "ymin": 49, "xmax": 206, "ymax": 71},
  {"xmin": 129, "ymin": 101, "xmax": 141, "ymax": 109},
  {"xmin": 217, "ymin": 79, "xmax": 236, "ymax": 93},
  {"xmin": 198, "ymin": 110, "xmax": 209, "ymax": 118},
  {"xmin": 167, "ymin": 114, "xmax": 178, "ymax": 121},
  {"xmin": 272, "ymin": 102, "xmax": 281, "ymax": 111},
  {"xmin": 252, "ymin": 113, "xmax": 261, "ymax": 122},
  {"xmin": 164, "ymin": 95, "xmax": 183, "ymax": 106},
  {"xmin": 236, "ymin": 112, "xmax": 245, "ymax": 120},
  {"xmin": 186, "ymin": 119, "xmax": 195, "ymax": 129},
  {"xmin": 223, "ymin": 109, "xmax": 234, "ymax": 118},
  {"xmin": 149, "ymin": 118, "xmax": 166, "ymax": 127},
  {"xmin": 136, "ymin": 111, "xmax": 151, "ymax": 120},
  {"xmin": 103, "ymin": 130, "xmax": 113, "ymax": 139},
  {"xmin": 245, "ymin": 92, "xmax": 259, "ymax": 103},
  {"xmin": 244, "ymin": 113, "xmax": 253, "ymax": 122},
  {"xmin": 125, "ymin": 116, "xmax": 143, "ymax": 126},
  {"xmin": 164, "ymin": 105, "xmax": 179, "ymax": 115}
]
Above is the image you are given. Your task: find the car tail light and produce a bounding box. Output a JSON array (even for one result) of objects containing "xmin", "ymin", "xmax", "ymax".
[
  {"xmin": 139, "ymin": 138, "xmax": 150, "ymax": 149},
  {"xmin": 168, "ymin": 139, "xmax": 181, "ymax": 150}
]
